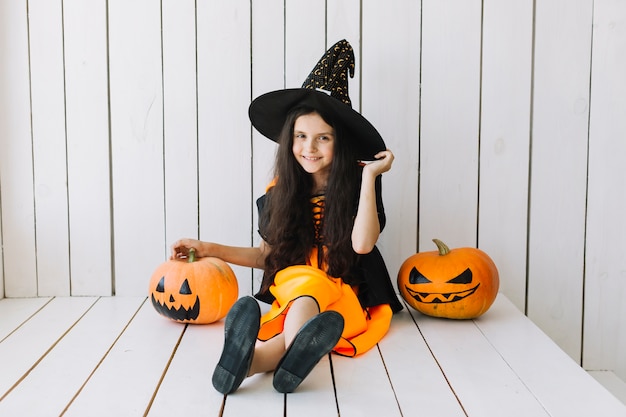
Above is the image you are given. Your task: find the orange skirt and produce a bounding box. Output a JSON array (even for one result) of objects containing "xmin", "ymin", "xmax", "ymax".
[{"xmin": 257, "ymin": 264, "xmax": 392, "ymax": 357}]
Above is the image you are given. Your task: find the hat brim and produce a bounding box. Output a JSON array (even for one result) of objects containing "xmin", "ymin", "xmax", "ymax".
[{"xmin": 249, "ymin": 89, "xmax": 385, "ymax": 161}]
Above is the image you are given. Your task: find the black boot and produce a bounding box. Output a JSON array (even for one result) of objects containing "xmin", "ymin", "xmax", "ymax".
[
  {"xmin": 212, "ymin": 296, "xmax": 260, "ymax": 394},
  {"xmin": 273, "ymin": 311, "xmax": 344, "ymax": 393}
]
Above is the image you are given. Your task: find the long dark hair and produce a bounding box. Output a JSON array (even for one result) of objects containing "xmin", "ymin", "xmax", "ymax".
[{"xmin": 260, "ymin": 106, "xmax": 361, "ymax": 291}]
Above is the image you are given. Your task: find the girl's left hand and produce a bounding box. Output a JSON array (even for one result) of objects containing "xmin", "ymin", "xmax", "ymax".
[{"xmin": 361, "ymin": 150, "xmax": 394, "ymax": 177}]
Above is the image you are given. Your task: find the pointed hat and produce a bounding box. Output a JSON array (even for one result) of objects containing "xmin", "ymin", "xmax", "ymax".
[{"xmin": 249, "ymin": 40, "xmax": 385, "ymax": 161}]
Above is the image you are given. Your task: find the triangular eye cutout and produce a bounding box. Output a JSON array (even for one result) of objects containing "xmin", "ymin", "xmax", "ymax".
[
  {"xmin": 179, "ymin": 279, "xmax": 192, "ymax": 295},
  {"xmin": 156, "ymin": 276, "xmax": 165, "ymax": 292},
  {"xmin": 446, "ymin": 268, "xmax": 473, "ymax": 284},
  {"xmin": 409, "ymin": 267, "xmax": 432, "ymax": 284}
]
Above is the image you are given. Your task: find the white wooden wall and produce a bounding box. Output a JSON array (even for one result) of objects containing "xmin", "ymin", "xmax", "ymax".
[{"xmin": 1, "ymin": 0, "xmax": 625, "ymax": 381}]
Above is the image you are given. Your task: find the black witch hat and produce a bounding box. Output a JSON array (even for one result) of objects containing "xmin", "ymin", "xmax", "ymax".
[{"xmin": 248, "ymin": 40, "xmax": 385, "ymax": 161}]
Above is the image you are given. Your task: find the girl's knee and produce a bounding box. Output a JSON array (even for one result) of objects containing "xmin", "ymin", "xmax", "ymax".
[{"xmin": 290, "ymin": 296, "xmax": 320, "ymax": 314}]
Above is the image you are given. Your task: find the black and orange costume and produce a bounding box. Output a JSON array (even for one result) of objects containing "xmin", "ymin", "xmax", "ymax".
[
  {"xmin": 254, "ymin": 176, "xmax": 403, "ymax": 357},
  {"xmin": 211, "ymin": 39, "xmax": 404, "ymax": 395}
]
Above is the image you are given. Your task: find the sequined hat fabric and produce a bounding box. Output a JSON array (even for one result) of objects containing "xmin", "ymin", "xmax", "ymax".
[{"xmin": 301, "ymin": 39, "xmax": 355, "ymax": 106}]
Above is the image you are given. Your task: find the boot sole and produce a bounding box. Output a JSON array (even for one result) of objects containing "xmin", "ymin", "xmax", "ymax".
[
  {"xmin": 273, "ymin": 311, "xmax": 344, "ymax": 393},
  {"xmin": 212, "ymin": 296, "xmax": 260, "ymax": 394}
]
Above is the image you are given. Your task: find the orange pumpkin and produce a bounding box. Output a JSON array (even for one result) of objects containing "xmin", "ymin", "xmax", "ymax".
[
  {"xmin": 398, "ymin": 239, "xmax": 499, "ymax": 319},
  {"xmin": 149, "ymin": 248, "xmax": 238, "ymax": 324}
]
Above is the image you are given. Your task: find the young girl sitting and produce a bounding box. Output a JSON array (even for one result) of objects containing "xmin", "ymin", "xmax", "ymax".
[{"xmin": 170, "ymin": 39, "xmax": 403, "ymax": 395}]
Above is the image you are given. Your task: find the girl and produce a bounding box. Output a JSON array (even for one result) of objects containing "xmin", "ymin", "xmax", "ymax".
[{"xmin": 170, "ymin": 40, "xmax": 402, "ymax": 394}]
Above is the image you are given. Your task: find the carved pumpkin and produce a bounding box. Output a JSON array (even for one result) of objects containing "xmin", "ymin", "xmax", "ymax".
[
  {"xmin": 398, "ymin": 239, "xmax": 499, "ymax": 319},
  {"xmin": 149, "ymin": 248, "xmax": 238, "ymax": 324}
]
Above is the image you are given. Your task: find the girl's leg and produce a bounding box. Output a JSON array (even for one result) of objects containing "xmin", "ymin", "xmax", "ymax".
[
  {"xmin": 283, "ymin": 296, "xmax": 320, "ymax": 345},
  {"xmin": 248, "ymin": 296, "xmax": 320, "ymax": 376},
  {"xmin": 248, "ymin": 335, "xmax": 284, "ymax": 375}
]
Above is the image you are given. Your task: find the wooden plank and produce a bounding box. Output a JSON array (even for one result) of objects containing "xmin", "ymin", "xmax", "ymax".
[
  {"xmin": 413, "ymin": 299, "xmax": 551, "ymax": 417},
  {"xmin": 218, "ymin": 355, "xmax": 336, "ymax": 416},
  {"xmin": 285, "ymin": 0, "xmax": 326, "ymax": 88},
  {"xmin": 0, "ymin": 297, "xmax": 144, "ymax": 417},
  {"xmin": 28, "ymin": 0, "xmax": 71, "ymax": 296},
  {"xmin": 222, "ymin": 372, "xmax": 284, "ymax": 416},
  {"xmin": 476, "ymin": 296, "xmax": 626, "ymax": 416},
  {"xmin": 418, "ymin": 0, "xmax": 482, "ymax": 250},
  {"xmin": 478, "ymin": 0, "xmax": 533, "ymax": 311},
  {"xmin": 64, "ymin": 0, "xmax": 113, "ymax": 296},
  {"xmin": 583, "ymin": 0, "xmax": 626, "ymax": 377},
  {"xmin": 250, "ymin": 0, "xmax": 283, "ymax": 296},
  {"xmin": 0, "ymin": 297, "xmax": 97, "ymax": 399},
  {"xmin": 196, "ymin": 0, "xmax": 252, "ymax": 296},
  {"xmin": 108, "ymin": 0, "xmax": 165, "ymax": 296},
  {"xmin": 63, "ymin": 300, "xmax": 185, "ymax": 416},
  {"xmin": 362, "ymin": 0, "xmax": 421, "ymax": 283},
  {"xmin": 378, "ymin": 307, "xmax": 466, "ymax": 416},
  {"xmin": 327, "ymin": 0, "xmax": 361, "ymax": 109},
  {"xmin": 527, "ymin": 0, "xmax": 593, "ymax": 361},
  {"xmin": 0, "ymin": 298, "xmax": 51, "ymax": 341},
  {"xmin": 284, "ymin": 356, "xmax": 338, "ymax": 416},
  {"xmin": 588, "ymin": 371, "xmax": 626, "ymax": 406},
  {"xmin": 147, "ymin": 322, "xmax": 225, "ymax": 416},
  {"xmin": 162, "ymin": 0, "xmax": 199, "ymax": 249},
  {"xmin": 0, "ymin": 0, "xmax": 38, "ymax": 297},
  {"xmin": 333, "ymin": 347, "xmax": 400, "ymax": 416}
]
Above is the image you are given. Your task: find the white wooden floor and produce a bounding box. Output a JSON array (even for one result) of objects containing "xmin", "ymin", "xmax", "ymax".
[{"xmin": 0, "ymin": 294, "xmax": 625, "ymax": 417}]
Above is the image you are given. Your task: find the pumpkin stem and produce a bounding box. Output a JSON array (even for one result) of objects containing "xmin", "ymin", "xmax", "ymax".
[
  {"xmin": 188, "ymin": 247, "xmax": 197, "ymax": 263},
  {"xmin": 432, "ymin": 239, "xmax": 450, "ymax": 256}
]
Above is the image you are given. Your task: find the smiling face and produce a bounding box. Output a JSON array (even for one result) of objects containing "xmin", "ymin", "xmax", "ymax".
[{"xmin": 292, "ymin": 112, "xmax": 335, "ymax": 190}]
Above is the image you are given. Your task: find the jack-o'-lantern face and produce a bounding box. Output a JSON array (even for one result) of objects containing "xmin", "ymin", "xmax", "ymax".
[
  {"xmin": 405, "ymin": 267, "xmax": 479, "ymax": 304},
  {"xmin": 149, "ymin": 249, "xmax": 239, "ymax": 324},
  {"xmin": 398, "ymin": 239, "xmax": 499, "ymax": 319},
  {"xmin": 152, "ymin": 276, "xmax": 201, "ymax": 321}
]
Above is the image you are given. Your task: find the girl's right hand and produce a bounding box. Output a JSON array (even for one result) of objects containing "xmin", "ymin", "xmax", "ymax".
[
  {"xmin": 170, "ymin": 238, "xmax": 205, "ymax": 260},
  {"xmin": 362, "ymin": 149, "xmax": 394, "ymax": 178}
]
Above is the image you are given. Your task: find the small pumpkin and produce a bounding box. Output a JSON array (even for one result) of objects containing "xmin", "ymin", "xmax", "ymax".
[
  {"xmin": 149, "ymin": 248, "xmax": 238, "ymax": 324},
  {"xmin": 398, "ymin": 239, "xmax": 499, "ymax": 319}
]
